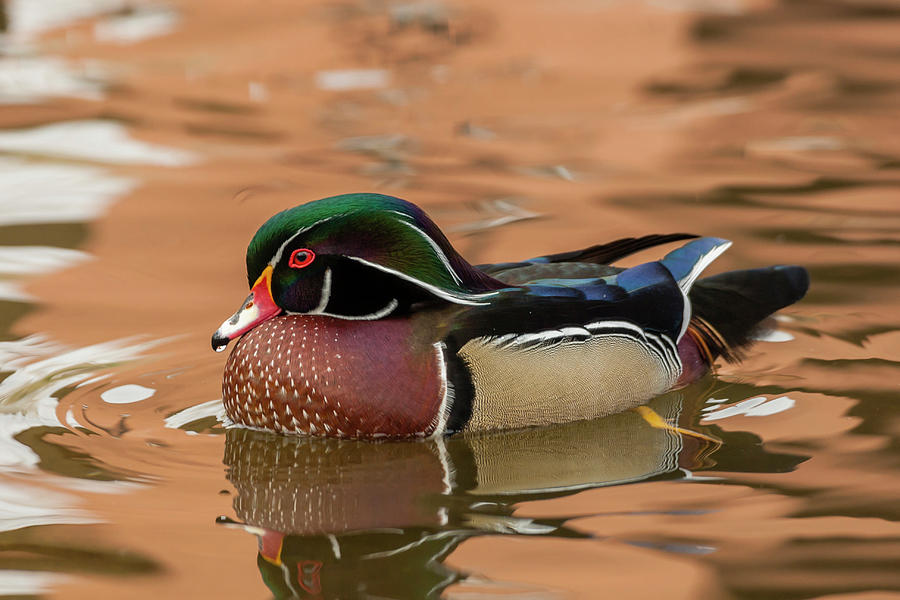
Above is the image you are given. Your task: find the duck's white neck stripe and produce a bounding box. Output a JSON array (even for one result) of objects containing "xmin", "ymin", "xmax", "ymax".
[{"xmin": 288, "ymin": 297, "xmax": 399, "ymax": 321}]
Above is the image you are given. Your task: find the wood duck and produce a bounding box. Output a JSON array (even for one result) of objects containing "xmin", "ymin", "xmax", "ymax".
[{"xmin": 212, "ymin": 193, "xmax": 808, "ymax": 439}]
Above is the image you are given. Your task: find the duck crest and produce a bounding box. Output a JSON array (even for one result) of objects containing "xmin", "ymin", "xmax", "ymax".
[{"xmin": 246, "ymin": 193, "xmax": 505, "ymax": 305}]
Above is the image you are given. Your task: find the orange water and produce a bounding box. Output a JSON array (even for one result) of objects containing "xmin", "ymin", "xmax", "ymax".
[{"xmin": 1, "ymin": 1, "xmax": 899, "ymax": 598}]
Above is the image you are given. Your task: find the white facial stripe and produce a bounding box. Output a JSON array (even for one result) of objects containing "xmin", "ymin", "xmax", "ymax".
[
  {"xmin": 309, "ymin": 267, "xmax": 333, "ymax": 314},
  {"xmin": 289, "ymin": 264, "xmax": 394, "ymax": 320},
  {"xmin": 345, "ymin": 256, "xmax": 497, "ymax": 305},
  {"xmin": 268, "ymin": 216, "xmax": 336, "ymax": 267},
  {"xmin": 397, "ymin": 219, "xmax": 463, "ymax": 285},
  {"xmin": 286, "ymin": 290, "xmax": 399, "ymax": 320},
  {"xmin": 310, "ymin": 297, "xmax": 399, "ymax": 321}
]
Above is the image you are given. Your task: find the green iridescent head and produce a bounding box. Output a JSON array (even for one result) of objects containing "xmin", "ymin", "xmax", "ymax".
[{"xmin": 244, "ymin": 193, "xmax": 502, "ymax": 319}]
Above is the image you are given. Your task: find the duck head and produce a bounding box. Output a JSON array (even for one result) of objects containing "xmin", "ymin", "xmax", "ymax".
[{"xmin": 212, "ymin": 193, "xmax": 504, "ymax": 351}]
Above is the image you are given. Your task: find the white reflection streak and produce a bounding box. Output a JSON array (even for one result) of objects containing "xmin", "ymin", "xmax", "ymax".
[
  {"xmin": 94, "ymin": 7, "xmax": 179, "ymax": 44},
  {"xmin": 0, "ymin": 120, "xmax": 198, "ymax": 166},
  {"xmin": 0, "ymin": 281, "xmax": 29, "ymax": 302},
  {"xmin": 164, "ymin": 399, "xmax": 226, "ymax": 430},
  {"xmin": 0, "ymin": 57, "xmax": 106, "ymax": 103},
  {"xmin": 0, "ymin": 337, "xmax": 166, "ymax": 469},
  {"xmin": 0, "ymin": 158, "xmax": 135, "ymax": 226},
  {"xmin": 0, "ymin": 570, "xmax": 70, "ymax": 596},
  {"xmin": 701, "ymin": 395, "xmax": 796, "ymax": 421},
  {"xmin": 0, "ymin": 246, "xmax": 90, "ymax": 276},
  {"xmin": 0, "ymin": 337, "xmax": 165, "ymax": 409},
  {"xmin": 751, "ymin": 329, "xmax": 795, "ymax": 343},
  {"xmin": 0, "ymin": 480, "xmax": 98, "ymax": 531},
  {"xmin": 0, "ymin": 335, "xmax": 62, "ymax": 370},
  {"xmin": 6, "ymin": 0, "xmax": 131, "ymax": 37},
  {"xmin": 100, "ymin": 383, "xmax": 156, "ymax": 404}
]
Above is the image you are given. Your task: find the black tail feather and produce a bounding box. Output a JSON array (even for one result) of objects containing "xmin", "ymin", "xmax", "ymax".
[{"xmin": 688, "ymin": 266, "xmax": 809, "ymax": 363}]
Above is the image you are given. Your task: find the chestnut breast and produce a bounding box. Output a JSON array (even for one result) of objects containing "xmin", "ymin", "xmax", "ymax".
[{"xmin": 223, "ymin": 315, "xmax": 448, "ymax": 438}]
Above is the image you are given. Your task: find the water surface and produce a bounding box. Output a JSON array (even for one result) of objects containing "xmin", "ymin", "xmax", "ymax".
[{"xmin": 1, "ymin": 0, "xmax": 899, "ymax": 598}]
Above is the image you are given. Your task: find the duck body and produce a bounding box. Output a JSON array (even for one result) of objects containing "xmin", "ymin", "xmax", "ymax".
[{"xmin": 214, "ymin": 193, "xmax": 809, "ymax": 439}]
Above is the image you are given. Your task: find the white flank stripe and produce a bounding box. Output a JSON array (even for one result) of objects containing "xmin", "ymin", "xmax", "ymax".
[
  {"xmin": 504, "ymin": 326, "xmax": 591, "ymax": 346},
  {"xmin": 491, "ymin": 333, "xmax": 517, "ymax": 345},
  {"xmin": 645, "ymin": 331, "xmax": 681, "ymax": 379},
  {"xmin": 585, "ymin": 320, "xmax": 645, "ymax": 336},
  {"xmin": 492, "ymin": 319, "xmax": 682, "ymax": 380},
  {"xmin": 558, "ymin": 326, "xmax": 592, "ymax": 337}
]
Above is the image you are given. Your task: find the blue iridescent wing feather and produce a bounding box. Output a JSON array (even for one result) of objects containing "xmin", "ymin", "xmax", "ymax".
[{"xmin": 455, "ymin": 237, "xmax": 734, "ymax": 345}]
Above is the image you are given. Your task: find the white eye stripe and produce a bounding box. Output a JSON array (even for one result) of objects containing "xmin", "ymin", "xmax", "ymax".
[
  {"xmin": 345, "ymin": 256, "xmax": 497, "ymax": 305},
  {"xmin": 268, "ymin": 216, "xmax": 336, "ymax": 267}
]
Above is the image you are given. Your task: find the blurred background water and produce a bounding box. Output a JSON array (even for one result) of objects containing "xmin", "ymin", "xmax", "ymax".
[{"xmin": 0, "ymin": 0, "xmax": 898, "ymax": 598}]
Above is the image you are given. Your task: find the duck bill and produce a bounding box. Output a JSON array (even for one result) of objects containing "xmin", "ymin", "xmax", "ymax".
[{"xmin": 212, "ymin": 266, "xmax": 281, "ymax": 352}]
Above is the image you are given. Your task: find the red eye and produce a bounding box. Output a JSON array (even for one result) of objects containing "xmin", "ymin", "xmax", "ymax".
[{"xmin": 288, "ymin": 248, "xmax": 315, "ymax": 269}]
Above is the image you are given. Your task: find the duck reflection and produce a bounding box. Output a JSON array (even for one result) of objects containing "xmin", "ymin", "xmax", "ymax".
[{"xmin": 220, "ymin": 387, "xmax": 797, "ymax": 599}]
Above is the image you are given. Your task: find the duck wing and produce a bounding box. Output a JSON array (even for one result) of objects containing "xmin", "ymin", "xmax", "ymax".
[
  {"xmin": 477, "ymin": 232, "xmax": 699, "ymax": 281},
  {"xmin": 440, "ymin": 238, "xmax": 730, "ymax": 433}
]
